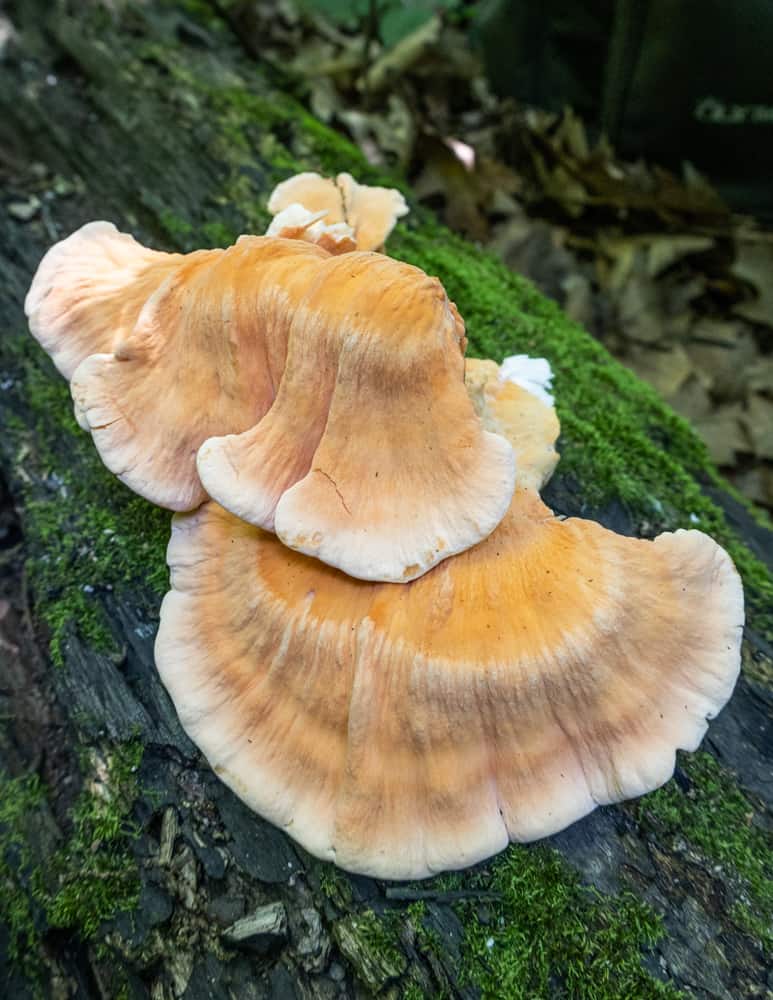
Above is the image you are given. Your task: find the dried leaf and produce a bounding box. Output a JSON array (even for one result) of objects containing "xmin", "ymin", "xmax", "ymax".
[
  {"xmin": 561, "ymin": 272, "xmax": 595, "ymax": 329},
  {"xmin": 0, "ymin": 14, "xmax": 15, "ymax": 57},
  {"xmin": 616, "ymin": 254, "xmax": 664, "ymax": 345},
  {"xmin": 309, "ymin": 76, "xmax": 340, "ymax": 122},
  {"xmin": 732, "ymin": 241, "xmax": 773, "ymax": 327},
  {"xmin": 747, "ymin": 358, "xmax": 773, "ymax": 395},
  {"xmin": 363, "ymin": 13, "xmax": 441, "ymax": 92},
  {"xmin": 742, "ymin": 395, "xmax": 773, "ymax": 460},
  {"xmin": 667, "ymin": 374, "xmax": 714, "ymax": 422},
  {"xmin": 732, "ymin": 465, "xmax": 773, "ymax": 507},
  {"xmin": 626, "ymin": 344, "xmax": 692, "ymax": 398},
  {"xmin": 686, "ymin": 329, "xmax": 758, "ymax": 401},
  {"xmin": 490, "ymin": 216, "xmax": 577, "ymax": 305},
  {"xmin": 646, "ymin": 235, "xmax": 713, "ymax": 277},
  {"xmin": 338, "ymin": 95, "xmax": 416, "ymax": 166},
  {"xmin": 414, "ymin": 136, "xmax": 519, "ymax": 240},
  {"xmin": 695, "ymin": 404, "xmax": 750, "ymax": 466}
]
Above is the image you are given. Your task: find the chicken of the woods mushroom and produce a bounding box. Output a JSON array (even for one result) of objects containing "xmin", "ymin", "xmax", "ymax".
[
  {"xmin": 25, "ymin": 173, "xmax": 744, "ymax": 881},
  {"xmin": 25, "ymin": 217, "xmax": 515, "ymax": 582},
  {"xmin": 156, "ymin": 356, "xmax": 743, "ymax": 879},
  {"xmin": 266, "ymin": 171, "xmax": 409, "ymax": 252}
]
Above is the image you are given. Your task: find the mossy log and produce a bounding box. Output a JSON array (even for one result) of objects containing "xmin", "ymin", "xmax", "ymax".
[{"xmin": 0, "ymin": 3, "xmax": 771, "ymax": 998}]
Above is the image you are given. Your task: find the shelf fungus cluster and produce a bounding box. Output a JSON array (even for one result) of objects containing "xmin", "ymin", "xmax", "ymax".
[{"xmin": 26, "ymin": 173, "xmax": 744, "ymax": 879}]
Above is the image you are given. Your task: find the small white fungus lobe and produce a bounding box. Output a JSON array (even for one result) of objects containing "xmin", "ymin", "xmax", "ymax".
[
  {"xmin": 499, "ymin": 354, "xmax": 554, "ymax": 406},
  {"xmin": 265, "ymin": 203, "xmax": 355, "ymax": 244}
]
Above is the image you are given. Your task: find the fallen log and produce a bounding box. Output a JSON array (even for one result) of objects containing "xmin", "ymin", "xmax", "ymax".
[{"xmin": 0, "ymin": 3, "xmax": 770, "ymax": 998}]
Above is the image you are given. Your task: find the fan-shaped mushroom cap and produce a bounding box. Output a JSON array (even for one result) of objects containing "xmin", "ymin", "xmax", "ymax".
[
  {"xmin": 24, "ymin": 221, "xmax": 182, "ymax": 379},
  {"xmin": 265, "ymin": 204, "xmax": 357, "ymax": 255},
  {"xmin": 465, "ymin": 357, "xmax": 559, "ymax": 491},
  {"xmin": 267, "ymin": 171, "xmax": 409, "ymax": 251},
  {"xmin": 71, "ymin": 236, "xmax": 328, "ymax": 510},
  {"xmin": 197, "ymin": 251, "xmax": 514, "ymax": 582},
  {"xmin": 39, "ymin": 225, "xmax": 513, "ymax": 574},
  {"xmin": 156, "ymin": 484, "xmax": 743, "ymax": 880}
]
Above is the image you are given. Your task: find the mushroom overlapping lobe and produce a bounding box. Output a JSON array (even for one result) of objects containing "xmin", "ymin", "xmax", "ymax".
[
  {"xmin": 69, "ymin": 236, "xmax": 328, "ymax": 511},
  {"xmin": 24, "ymin": 221, "xmax": 183, "ymax": 379},
  {"xmin": 267, "ymin": 171, "xmax": 409, "ymax": 251},
  {"xmin": 156, "ymin": 484, "xmax": 743, "ymax": 880},
  {"xmin": 27, "ymin": 223, "xmax": 514, "ymax": 579},
  {"xmin": 198, "ymin": 251, "xmax": 515, "ymax": 582}
]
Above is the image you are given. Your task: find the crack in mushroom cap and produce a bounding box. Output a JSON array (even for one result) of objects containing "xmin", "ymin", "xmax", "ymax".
[
  {"xmin": 155, "ymin": 485, "xmax": 743, "ymax": 880},
  {"xmin": 24, "ymin": 221, "xmax": 183, "ymax": 379},
  {"xmin": 70, "ymin": 235, "xmax": 329, "ymax": 510},
  {"xmin": 197, "ymin": 251, "xmax": 514, "ymax": 582},
  {"xmin": 267, "ymin": 171, "xmax": 409, "ymax": 251}
]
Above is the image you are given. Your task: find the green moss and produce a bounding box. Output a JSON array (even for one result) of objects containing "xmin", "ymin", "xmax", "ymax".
[
  {"xmin": 4, "ymin": 339, "xmax": 169, "ymax": 663},
  {"xmin": 455, "ymin": 847, "xmax": 682, "ymax": 1000},
  {"xmin": 175, "ymin": 0, "xmax": 227, "ymax": 30},
  {"xmin": 637, "ymin": 752, "xmax": 773, "ymax": 948},
  {"xmin": 317, "ymin": 862, "xmax": 353, "ymax": 907},
  {"xmin": 0, "ymin": 740, "xmax": 143, "ymax": 985},
  {"xmin": 0, "ymin": 773, "xmax": 46, "ymax": 982},
  {"xmin": 345, "ymin": 849, "xmax": 680, "ymax": 998},
  {"xmin": 430, "ymin": 871, "xmax": 465, "ymax": 892},
  {"xmin": 39, "ymin": 740, "xmax": 143, "ymax": 938},
  {"xmin": 158, "ymin": 208, "xmax": 194, "ymax": 243},
  {"xmin": 405, "ymin": 901, "xmax": 444, "ymax": 963},
  {"xmin": 334, "ymin": 909, "xmax": 407, "ymax": 992},
  {"xmin": 208, "ymin": 86, "xmax": 379, "ymax": 182},
  {"xmin": 201, "ymin": 220, "xmax": 239, "ymax": 247}
]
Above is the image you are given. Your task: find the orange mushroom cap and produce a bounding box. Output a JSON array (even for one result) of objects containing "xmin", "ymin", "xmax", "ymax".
[
  {"xmin": 67, "ymin": 235, "xmax": 329, "ymax": 510},
  {"xmin": 156, "ymin": 483, "xmax": 743, "ymax": 879},
  {"xmin": 24, "ymin": 221, "xmax": 182, "ymax": 379},
  {"xmin": 197, "ymin": 250, "xmax": 514, "ymax": 582},
  {"xmin": 27, "ymin": 224, "xmax": 514, "ymax": 576},
  {"xmin": 267, "ymin": 171, "xmax": 409, "ymax": 252}
]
